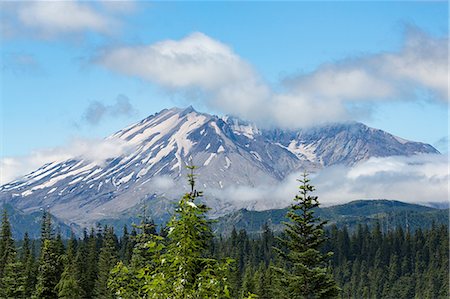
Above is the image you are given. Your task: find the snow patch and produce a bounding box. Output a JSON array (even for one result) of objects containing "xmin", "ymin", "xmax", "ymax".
[
  {"xmin": 225, "ymin": 157, "xmax": 231, "ymax": 169},
  {"xmin": 210, "ymin": 122, "xmax": 222, "ymax": 135},
  {"xmin": 118, "ymin": 172, "xmax": 134, "ymax": 185},
  {"xmin": 204, "ymin": 153, "xmax": 216, "ymax": 166},
  {"xmin": 69, "ymin": 176, "xmax": 84, "ymax": 185},
  {"xmin": 22, "ymin": 190, "xmax": 33, "ymax": 197},
  {"xmin": 393, "ymin": 135, "xmax": 409, "ymax": 145}
]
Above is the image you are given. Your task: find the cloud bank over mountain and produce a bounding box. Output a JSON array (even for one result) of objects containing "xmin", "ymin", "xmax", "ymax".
[
  {"xmin": 0, "ymin": 137, "xmax": 134, "ymax": 184},
  {"xmin": 212, "ymin": 154, "xmax": 448, "ymax": 210}
]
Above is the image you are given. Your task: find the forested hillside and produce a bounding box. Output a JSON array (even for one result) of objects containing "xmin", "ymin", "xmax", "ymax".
[{"xmin": 0, "ymin": 172, "xmax": 448, "ymax": 298}]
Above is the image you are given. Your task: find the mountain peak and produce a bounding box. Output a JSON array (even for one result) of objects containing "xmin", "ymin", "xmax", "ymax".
[
  {"xmin": 165, "ymin": 105, "xmax": 197, "ymax": 115},
  {"xmin": 0, "ymin": 106, "xmax": 440, "ymax": 228}
]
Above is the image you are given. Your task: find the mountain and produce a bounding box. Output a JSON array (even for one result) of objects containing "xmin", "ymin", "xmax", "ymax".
[
  {"xmin": 212, "ymin": 200, "xmax": 449, "ymax": 236},
  {"xmin": 2, "ymin": 204, "xmax": 77, "ymax": 239},
  {"xmin": 0, "ymin": 107, "xmax": 439, "ymax": 227}
]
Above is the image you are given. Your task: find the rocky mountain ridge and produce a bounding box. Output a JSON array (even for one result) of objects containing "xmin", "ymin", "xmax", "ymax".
[{"xmin": 0, "ymin": 107, "xmax": 439, "ymax": 227}]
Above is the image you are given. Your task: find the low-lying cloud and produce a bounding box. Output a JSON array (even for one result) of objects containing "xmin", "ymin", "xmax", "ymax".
[
  {"xmin": 83, "ymin": 94, "xmax": 137, "ymax": 125},
  {"xmin": 0, "ymin": 137, "xmax": 134, "ymax": 184},
  {"xmin": 210, "ymin": 154, "xmax": 448, "ymax": 210},
  {"xmin": 96, "ymin": 29, "xmax": 448, "ymax": 129}
]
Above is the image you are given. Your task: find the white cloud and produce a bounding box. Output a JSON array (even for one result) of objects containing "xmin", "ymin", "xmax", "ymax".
[
  {"xmin": 0, "ymin": 0, "xmax": 125, "ymax": 39},
  {"xmin": 97, "ymin": 29, "xmax": 448, "ymax": 129},
  {"xmin": 210, "ymin": 154, "xmax": 448, "ymax": 210},
  {"xmin": 97, "ymin": 32, "xmax": 258, "ymax": 89},
  {"xmin": 315, "ymin": 154, "xmax": 449, "ymax": 206},
  {"xmin": 150, "ymin": 176, "xmax": 176, "ymax": 191},
  {"xmin": 0, "ymin": 137, "xmax": 134, "ymax": 184},
  {"xmin": 287, "ymin": 29, "xmax": 448, "ymax": 103}
]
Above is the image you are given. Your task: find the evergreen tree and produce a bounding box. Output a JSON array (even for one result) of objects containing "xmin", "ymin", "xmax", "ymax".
[
  {"xmin": 35, "ymin": 239, "xmax": 61, "ymax": 299},
  {"xmin": 94, "ymin": 226, "xmax": 117, "ymax": 299},
  {"xmin": 21, "ymin": 232, "xmax": 37, "ymax": 297},
  {"xmin": 35, "ymin": 211, "xmax": 62, "ymax": 299},
  {"xmin": 82, "ymin": 228, "xmax": 99, "ymax": 298},
  {"xmin": 140, "ymin": 164, "xmax": 232, "ymax": 298},
  {"xmin": 1, "ymin": 250, "xmax": 26, "ymax": 298},
  {"xmin": 40, "ymin": 210, "xmax": 52, "ymax": 243},
  {"xmin": 275, "ymin": 172, "xmax": 340, "ymax": 298},
  {"xmin": 0, "ymin": 208, "xmax": 15, "ymax": 280},
  {"xmin": 56, "ymin": 232, "xmax": 82, "ymax": 299}
]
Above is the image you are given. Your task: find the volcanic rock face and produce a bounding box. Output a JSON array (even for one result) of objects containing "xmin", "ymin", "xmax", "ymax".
[{"xmin": 0, "ymin": 107, "xmax": 439, "ymax": 226}]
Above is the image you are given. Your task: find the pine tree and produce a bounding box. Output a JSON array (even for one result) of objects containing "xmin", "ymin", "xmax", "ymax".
[
  {"xmin": 82, "ymin": 228, "xmax": 99, "ymax": 298},
  {"xmin": 35, "ymin": 211, "xmax": 62, "ymax": 299},
  {"xmin": 1, "ymin": 250, "xmax": 26, "ymax": 298},
  {"xmin": 94, "ymin": 226, "xmax": 117, "ymax": 299},
  {"xmin": 56, "ymin": 232, "xmax": 82, "ymax": 299},
  {"xmin": 35, "ymin": 239, "xmax": 61, "ymax": 299},
  {"xmin": 40, "ymin": 210, "xmax": 52, "ymax": 244},
  {"xmin": 21, "ymin": 232, "xmax": 37, "ymax": 297},
  {"xmin": 0, "ymin": 208, "xmax": 15, "ymax": 280},
  {"xmin": 275, "ymin": 172, "xmax": 340, "ymax": 298},
  {"xmin": 140, "ymin": 164, "xmax": 232, "ymax": 298}
]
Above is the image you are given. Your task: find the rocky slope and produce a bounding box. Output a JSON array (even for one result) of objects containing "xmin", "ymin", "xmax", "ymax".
[{"xmin": 0, "ymin": 107, "xmax": 439, "ymax": 227}]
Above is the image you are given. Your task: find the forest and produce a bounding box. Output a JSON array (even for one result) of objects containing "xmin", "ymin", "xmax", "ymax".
[{"xmin": 0, "ymin": 170, "xmax": 448, "ymax": 298}]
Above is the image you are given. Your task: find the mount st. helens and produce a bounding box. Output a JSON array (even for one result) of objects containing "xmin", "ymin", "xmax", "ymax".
[{"xmin": 0, "ymin": 107, "xmax": 439, "ymax": 227}]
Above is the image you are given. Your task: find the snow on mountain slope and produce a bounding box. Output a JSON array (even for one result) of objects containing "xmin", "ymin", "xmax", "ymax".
[{"xmin": 0, "ymin": 107, "xmax": 439, "ymax": 226}]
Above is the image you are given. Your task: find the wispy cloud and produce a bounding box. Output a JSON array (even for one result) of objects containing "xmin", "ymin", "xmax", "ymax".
[
  {"xmin": 0, "ymin": 138, "xmax": 134, "ymax": 184},
  {"xmin": 209, "ymin": 154, "xmax": 448, "ymax": 210},
  {"xmin": 97, "ymin": 29, "xmax": 448, "ymax": 128},
  {"xmin": 83, "ymin": 94, "xmax": 137, "ymax": 126},
  {"xmin": 0, "ymin": 0, "xmax": 131, "ymax": 40},
  {"xmin": 285, "ymin": 28, "xmax": 448, "ymax": 103}
]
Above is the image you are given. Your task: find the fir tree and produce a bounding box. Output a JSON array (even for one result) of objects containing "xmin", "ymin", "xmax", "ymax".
[
  {"xmin": 35, "ymin": 211, "xmax": 62, "ymax": 299},
  {"xmin": 275, "ymin": 172, "xmax": 340, "ymax": 298},
  {"xmin": 56, "ymin": 232, "xmax": 82, "ymax": 299},
  {"xmin": 1, "ymin": 250, "xmax": 26, "ymax": 298},
  {"xmin": 94, "ymin": 226, "xmax": 117, "ymax": 299},
  {"xmin": 21, "ymin": 232, "xmax": 37, "ymax": 297},
  {"xmin": 0, "ymin": 208, "xmax": 15, "ymax": 280},
  {"xmin": 35, "ymin": 239, "xmax": 61, "ymax": 299},
  {"xmin": 140, "ymin": 164, "xmax": 232, "ymax": 298}
]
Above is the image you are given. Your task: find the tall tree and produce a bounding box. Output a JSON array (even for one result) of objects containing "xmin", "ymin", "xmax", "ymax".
[
  {"xmin": 275, "ymin": 172, "xmax": 340, "ymax": 298},
  {"xmin": 95, "ymin": 226, "xmax": 118, "ymax": 299},
  {"xmin": 56, "ymin": 232, "xmax": 82, "ymax": 299},
  {"xmin": 35, "ymin": 211, "xmax": 62, "ymax": 299},
  {"xmin": 21, "ymin": 232, "xmax": 37, "ymax": 297},
  {"xmin": 1, "ymin": 250, "xmax": 26, "ymax": 298},
  {"xmin": 0, "ymin": 208, "xmax": 15, "ymax": 280},
  {"xmin": 35, "ymin": 239, "xmax": 61, "ymax": 299},
  {"xmin": 139, "ymin": 164, "xmax": 232, "ymax": 298}
]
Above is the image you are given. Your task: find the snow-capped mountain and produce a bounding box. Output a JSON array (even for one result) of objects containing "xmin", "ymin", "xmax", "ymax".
[{"xmin": 0, "ymin": 107, "xmax": 439, "ymax": 226}]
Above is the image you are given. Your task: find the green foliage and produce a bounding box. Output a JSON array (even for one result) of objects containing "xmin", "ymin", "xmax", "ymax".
[
  {"xmin": 34, "ymin": 239, "xmax": 61, "ymax": 299},
  {"xmin": 94, "ymin": 226, "xmax": 118, "ymax": 299},
  {"xmin": 34, "ymin": 211, "xmax": 63, "ymax": 299},
  {"xmin": 56, "ymin": 233, "xmax": 82, "ymax": 299},
  {"xmin": 1, "ymin": 252, "xmax": 26, "ymax": 298},
  {"xmin": 138, "ymin": 164, "xmax": 232, "ymax": 298},
  {"xmin": 1, "ymin": 171, "xmax": 448, "ymax": 299},
  {"xmin": 0, "ymin": 208, "xmax": 15, "ymax": 280},
  {"xmin": 275, "ymin": 172, "xmax": 340, "ymax": 298}
]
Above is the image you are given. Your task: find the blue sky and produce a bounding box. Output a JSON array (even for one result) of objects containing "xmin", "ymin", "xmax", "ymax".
[{"xmin": 1, "ymin": 1, "xmax": 448, "ymax": 162}]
